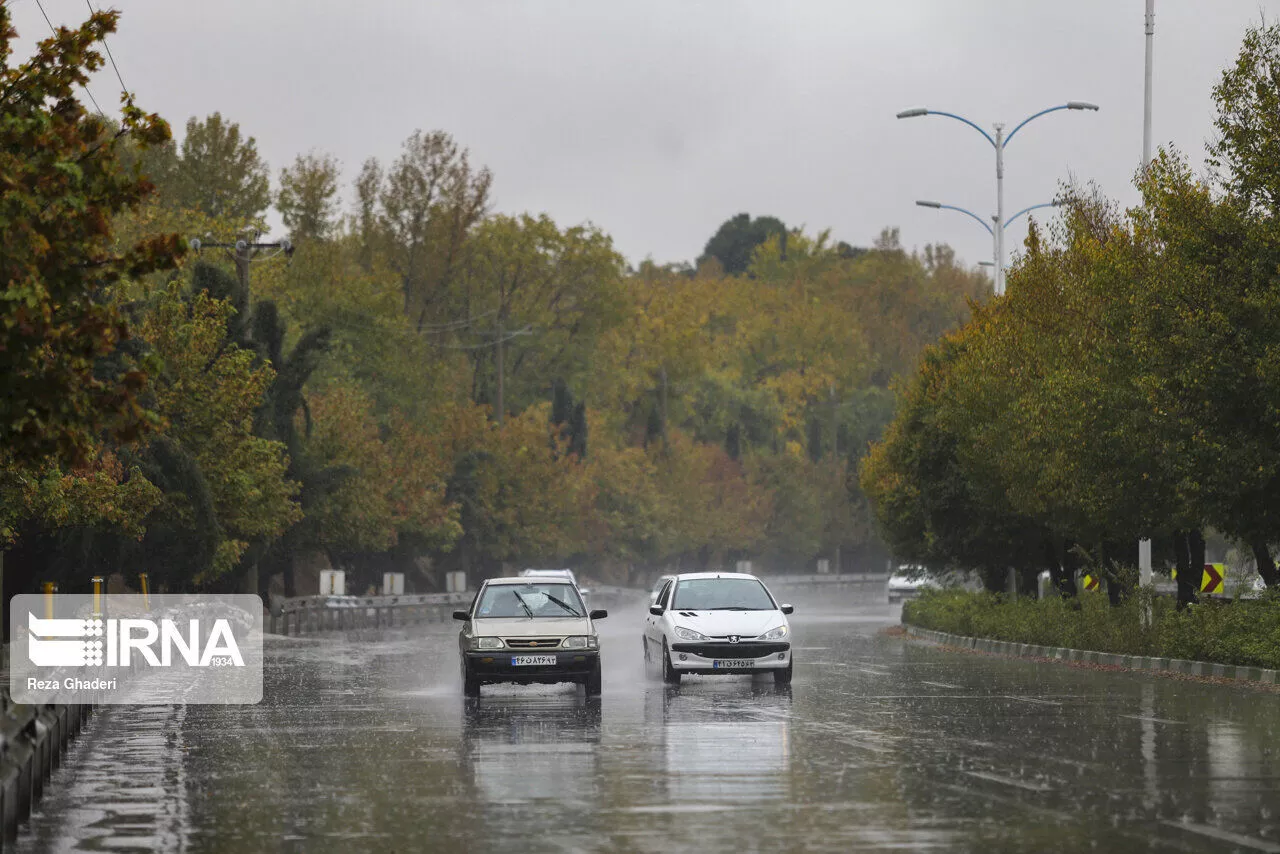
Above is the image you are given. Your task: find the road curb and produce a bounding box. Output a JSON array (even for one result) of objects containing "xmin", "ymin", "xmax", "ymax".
[{"xmin": 901, "ymin": 623, "xmax": 1279, "ymax": 686}]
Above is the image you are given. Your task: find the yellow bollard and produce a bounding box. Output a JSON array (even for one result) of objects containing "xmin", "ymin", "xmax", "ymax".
[
  {"xmin": 43, "ymin": 582, "xmax": 56, "ymax": 620},
  {"xmin": 91, "ymin": 576, "xmax": 104, "ymax": 618},
  {"xmin": 139, "ymin": 572, "xmax": 150, "ymax": 611}
]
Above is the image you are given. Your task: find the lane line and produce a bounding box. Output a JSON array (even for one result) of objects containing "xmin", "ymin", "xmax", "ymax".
[
  {"xmin": 1119, "ymin": 714, "xmax": 1186, "ymax": 725},
  {"xmin": 920, "ymin": 681, "xmax": 961, "ymax": 689},
  {"xmin": 1004, "ymin": 695, "xmax": 1063, "ymax": 706},
  {"xmin": 962, "ymin": 770, "xmax": 1052, "ymax": 793},
  {"xmin": 1161, "ymin": 820, "xmax": 1280, "ymax": 853}
]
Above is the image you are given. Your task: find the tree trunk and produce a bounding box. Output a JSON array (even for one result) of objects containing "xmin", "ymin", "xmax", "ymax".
[
  {"xmin": 1173, "ymin": 530, "xmax": 1198, "ymax": 609},
  {"xmin": 1251, "ymin": 537, "xmax": 1279, "ymax": 588},
  {"xmin": 1060, "ymin": 539, "xmax": 1081, "ymax": 597},
  {"xmin": 1047, "ymin": 537, "xmax": 1073, "ymax": 598}
]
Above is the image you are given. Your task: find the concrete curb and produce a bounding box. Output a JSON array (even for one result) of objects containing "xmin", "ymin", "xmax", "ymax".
[{"xmin": 901, "ymin": 623, "xmax": 1279, "ymax": 686}]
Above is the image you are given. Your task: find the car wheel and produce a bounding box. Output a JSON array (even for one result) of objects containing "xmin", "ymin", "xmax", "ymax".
[
  {"xmin": 661, "ymin": 640, "xmax": 681, "ymax": 685},
  {"xmin": 462, "ymin": 660, "xmax": 481, "ymax": 698},
  {"xmin": 585, "ymin": 660, "xmax": 602, "ymax": 697},
  {"xmin": 773, "ymin": 659, "xmax": 793, "ymax": 686}
]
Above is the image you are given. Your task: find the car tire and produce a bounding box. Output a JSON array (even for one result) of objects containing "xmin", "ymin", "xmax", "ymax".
[
  {"xmin": 585, "ymin": 660, "xmax": 602, "ymax": 697},
  {"xmin": 462, "ymin": 660, "xmax": 481, "ymax": 698},
  {"xmin": 661, "ymin": 640, "xmax": 681, "ymax": 685},
  {"xmin": 774, "ymin": 659, "xmax": 793, "ymax": 686}
]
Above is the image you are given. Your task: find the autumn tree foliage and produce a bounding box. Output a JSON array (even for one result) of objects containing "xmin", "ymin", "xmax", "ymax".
[{"xmin": 0, "ymin": 6, "xmax": 181, "ymax": 465}]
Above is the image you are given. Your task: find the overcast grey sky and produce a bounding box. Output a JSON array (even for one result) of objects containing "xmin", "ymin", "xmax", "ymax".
[{"xmin": 13, "ymin": 1, "xmax": 1280, "ymax": 269}]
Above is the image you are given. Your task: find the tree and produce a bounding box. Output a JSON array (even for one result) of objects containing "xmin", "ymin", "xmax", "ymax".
[
  {"xmin": 364, "ymin": 130, "xmax": 492, "ymax": 328},
  {"xmin": 278, "ymin": 151, "xmax": 341, "ymax": 242},
  {"xmin": 699, "ymin": 213, "xmax": 786, "ymax": 275},
  {"xmin": 150, "ymin": 113, "xmax": 271, "ymax": 223},
  {"xmin": 0, "ymin": 6, "xmax": 181, "ymax": 465}
]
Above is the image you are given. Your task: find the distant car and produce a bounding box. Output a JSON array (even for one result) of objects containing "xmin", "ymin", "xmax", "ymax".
[
  {"xmin": 648, "ymin": 574, "xmax": 676, "ymax": 606},
  {"xmin": 455, "ymin": 577, "xmax": 608, "ymax": 698},
  {"xmin": 643, "ymin": 572, "xmax": 793, "ymax": 686},
  {"xmin": 888, "ymin": 570, "xmax": 935, "ymax": 602},
  {"xmin": 519, "ymin": 568, "xmax": 590, "ymax": 597}
]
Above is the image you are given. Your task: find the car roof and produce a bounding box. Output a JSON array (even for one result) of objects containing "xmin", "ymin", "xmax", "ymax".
[
  {"xmin": 520, "ymin": 568, "xmax": 574, "ymax": 576},
  {"xmin": 671, "ymin": 572, "xmax": 762, "ymax": 582},
  {"xmin": 485, "ymin": 576, "xmax": 576, "ymax": 586}
]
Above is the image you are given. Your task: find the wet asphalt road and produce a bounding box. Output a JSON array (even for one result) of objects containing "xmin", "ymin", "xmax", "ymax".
[{"xmin": 14, "ymin": 592, "xmax": 1280, "ymax": 853}]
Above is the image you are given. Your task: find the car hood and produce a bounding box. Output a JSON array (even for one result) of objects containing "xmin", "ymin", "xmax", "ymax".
[
  {"xmin": 471, "ymin": 617, "xmax": 590, "ymax": 637},
  {"xmin": 670, "ymin": 610, "xmax": 785, "ymax": 638}
]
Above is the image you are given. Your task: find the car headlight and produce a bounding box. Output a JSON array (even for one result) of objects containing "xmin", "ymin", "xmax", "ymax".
[
  {"xmin": 673, "ymin": 626, "xmax": 709, "ymax": 641},
  {"xmin": 760, "ymin": 625, "xmax": 788, "ymax": 641},
  {"xmin": 473, "ymin": 636, "xmax": 505, "ymax": 650},
  {"xmin": 561, "ymin": 635, "xmax": 593, "ymax": 649}
]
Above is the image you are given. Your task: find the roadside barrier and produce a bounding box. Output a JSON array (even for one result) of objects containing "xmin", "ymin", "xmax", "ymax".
[
  {"xmin": 902, "ymin": 623, "xmax": 1280, "ymax": 686},
  {"xmin": 0, "ymin": 646, "xmax": 95, "ymax": 849},
  {"xmin": 270, "ymin": 585, "xmax": 643, "ymax": 636}
]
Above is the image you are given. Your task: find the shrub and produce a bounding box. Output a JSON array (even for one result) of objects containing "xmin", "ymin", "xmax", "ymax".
[{"xmin": 903, "ymin": 588, "xmax": 1280, "ymax": 670}]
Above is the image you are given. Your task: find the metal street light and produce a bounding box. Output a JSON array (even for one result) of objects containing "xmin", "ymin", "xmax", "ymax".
[
  {"xmin": 915, "ymin": 199, "xmax": 1062, "ymax": 282},
  {"xmin": 897, "ymin": 102, "xmax": 1099, "ymax": 295}
]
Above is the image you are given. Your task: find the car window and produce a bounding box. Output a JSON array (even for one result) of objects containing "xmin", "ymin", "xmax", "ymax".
[
  {"xmin": 474, "ymin": 582, "xmax": 585, "ymax": 618},
  {"xmin": 655, "ymin": 580, "xmax": 673, "ymax": 609},
  {"xmin": 672, "ymin": 578, "xmax": 776, "ymax": 611}
]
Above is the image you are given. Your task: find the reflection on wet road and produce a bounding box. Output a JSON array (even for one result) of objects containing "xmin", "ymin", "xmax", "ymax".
[{"xmin": 16, "ymin": 594, "xmax": 1280, "ymax": 853}]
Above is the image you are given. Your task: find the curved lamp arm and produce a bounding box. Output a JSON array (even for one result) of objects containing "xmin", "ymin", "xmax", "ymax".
[
  {"xmin": 897, "ymin": 108, "xmax": 996, "ymax": 149},
  {"xmin": 1005, "ymin": 102, "xmax": 1099, "ymax": 146},
  {"xmin": 916, "ymin": 200, "xmax": 994, "ymax": 236},
  {"xmin": 1003, "ymin": 202, "xmax": 1061, "ymax": 229}
]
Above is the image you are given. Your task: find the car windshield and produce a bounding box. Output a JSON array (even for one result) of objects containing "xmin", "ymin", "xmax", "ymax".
[
  {"xmin": 474, "ymin": 583, "xmax": 585, "ymax": 618},
  {"xmin": 671, "ymin": 578, "xmax": 775, "ymax": 611}
]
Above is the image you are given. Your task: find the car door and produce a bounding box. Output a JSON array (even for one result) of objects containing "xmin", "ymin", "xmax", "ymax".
[{"xmin": 645, "ymin": 580, "xmax": 673, "ymax": 651}]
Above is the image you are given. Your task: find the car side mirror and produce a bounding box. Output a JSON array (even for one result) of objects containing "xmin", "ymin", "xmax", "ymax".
[
  {"xmin": 780, "ymin": 604, "xmax": 794, "ymax": 615},
  {"xmin": 452, "ymin": 610, "xmax": 470, "ymax": 621},
  {"xmin": 589, "ymin": 609, "xmax": 608, "ymax": 620},
  {"xmin": 649, "ymin": 605, "xmax": 664, "ymax": 616}
]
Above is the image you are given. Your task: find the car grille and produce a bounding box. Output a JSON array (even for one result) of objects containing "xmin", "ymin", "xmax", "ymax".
[
  {"xmin": 670, "ymin": 642, "xmax": 789, "ymax": 658},
  {"xmin": 505, "ymin": 637, "xmax": 562, "ymax": 649}
]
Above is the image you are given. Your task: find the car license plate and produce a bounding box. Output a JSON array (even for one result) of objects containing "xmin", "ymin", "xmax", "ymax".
[
  {"xmin": 712, "ymin": 659, "xmax": 753, "ymax": 668},
  {"xmin": 511, "ymin": 655, "xmax": 557, "ymax": 666}
]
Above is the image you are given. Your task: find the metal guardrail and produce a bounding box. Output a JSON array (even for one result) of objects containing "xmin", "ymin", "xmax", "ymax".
[
  {"xmin": 0, "ymin": 647, "xmax": 93, "ymax": 849},
  {"xmin": 270, "ymin": 585, "xmax": 644, "ymax": 636},
  {"xmin": 764, "ymin": 573, "xmax": 891, "ymax": 586}
]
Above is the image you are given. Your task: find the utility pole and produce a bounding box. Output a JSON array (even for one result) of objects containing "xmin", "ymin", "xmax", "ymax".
[
  {"xmin": 831, "ymin": 384, "xmax": 841, "ymax": 575},
  {"xmin": 186, "ymin": 232, "xmax": 293, "ymax": 598},
  {"xmin": 993, "ymin": 123, "xmax": 1006, "ymax": 296},
  {"xmin": 1143, "ymin": 0, "xmax": 1155, "ymax": 167},
  {"xmin": 1139, "ymin": 0, "xmax": 1155, "ymax": 595},
  {"xmin": 495, "ymin": 315, "xmax": 505, "ymax": 427}
]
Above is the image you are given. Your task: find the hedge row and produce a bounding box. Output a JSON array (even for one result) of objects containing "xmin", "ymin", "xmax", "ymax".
[{"xmin": 902, "ymin": 588, "xmax": 1280, "ymax": 671}]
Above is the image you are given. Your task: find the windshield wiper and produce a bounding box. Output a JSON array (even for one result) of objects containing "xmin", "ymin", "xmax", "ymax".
[
  {"xmin": 708, "ymin": 606, "xmax": 762, "ymax": 610},
  {"xmin": 543, "ymin": 593, "xmax": 583, "ymax": 617},
  {"xmin": 511, "ymin": 590, "xmax": 534, "ymax": 618}
]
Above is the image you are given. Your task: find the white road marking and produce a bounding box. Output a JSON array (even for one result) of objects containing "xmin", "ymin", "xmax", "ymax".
[
  {"xmin": 1162, "ymin": 820, "xmax": 1280, "ymax": 852},
  {"xmin": 962, "ymin": 770, "xmax": 1052, "ymax": 793}
]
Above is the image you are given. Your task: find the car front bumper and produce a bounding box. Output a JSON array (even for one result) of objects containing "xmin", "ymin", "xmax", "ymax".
[
  {"xmin": 668, "ymin": 642, "xmax": 790, "ymax": 674},
  {"xmin": 463, "ymin": 650, "xmax": 599, "ymax": 684}
]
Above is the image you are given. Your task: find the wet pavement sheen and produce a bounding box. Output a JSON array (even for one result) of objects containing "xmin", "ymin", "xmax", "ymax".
[{"xmin": 16, "ymin": 594, "xmax": 1280, "ymax": 853}]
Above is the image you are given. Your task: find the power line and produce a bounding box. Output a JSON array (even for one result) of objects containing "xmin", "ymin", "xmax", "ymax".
[
  {"xmin": 32, "ymin": 0, "xmax": 105, "ymax": 116},
  {"xmin": 84, "ymin": 0, "xmax": 129, "ymax": 101}
]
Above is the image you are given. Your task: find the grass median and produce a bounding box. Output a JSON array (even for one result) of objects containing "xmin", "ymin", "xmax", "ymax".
[{"xmin": 902, "ymin": 588, "xmax": 1280, "ymax": 671}]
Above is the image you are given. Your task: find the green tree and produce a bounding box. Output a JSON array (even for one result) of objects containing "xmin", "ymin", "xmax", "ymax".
[
  {"xmin": 699, "ymin": 213, "xmax": 786, "ymax": 275},
  {"xmin": 149, "ymin": 113, "xmax": 271, "ymax": 223},
  {"xmin": 278, "ymin": 151, "xmax": 340, "ymax": 242},
  {"xmin": 0, "ymin": 6, "xmax": 181, "ymax": 465}
]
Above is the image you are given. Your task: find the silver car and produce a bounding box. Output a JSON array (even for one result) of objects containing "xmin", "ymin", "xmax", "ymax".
[{"xmin": 455, "ymin": 577, "xmax": 608, "ymax": 698}]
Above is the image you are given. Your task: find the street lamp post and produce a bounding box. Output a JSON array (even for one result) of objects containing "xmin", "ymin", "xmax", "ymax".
[
  {"xmin": 915, "ymin": 199, "xmax": 1061, "ymax": 283},
  {"xmin": 897, "ymin": 102, "xmax": 1099, "ymax": 295}
]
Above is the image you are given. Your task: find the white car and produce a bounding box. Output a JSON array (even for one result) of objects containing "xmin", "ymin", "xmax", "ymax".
[
  {"xmin": 520, "ymin": 568, "xmax": 590, "ymax": 597},
  {"xmin": 648, "ymin": 574, "xmax": 676, "ymax": 606},
  {"xmin": 643, "ymin": 572, "xmax": 793, "ymax": 685}
]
